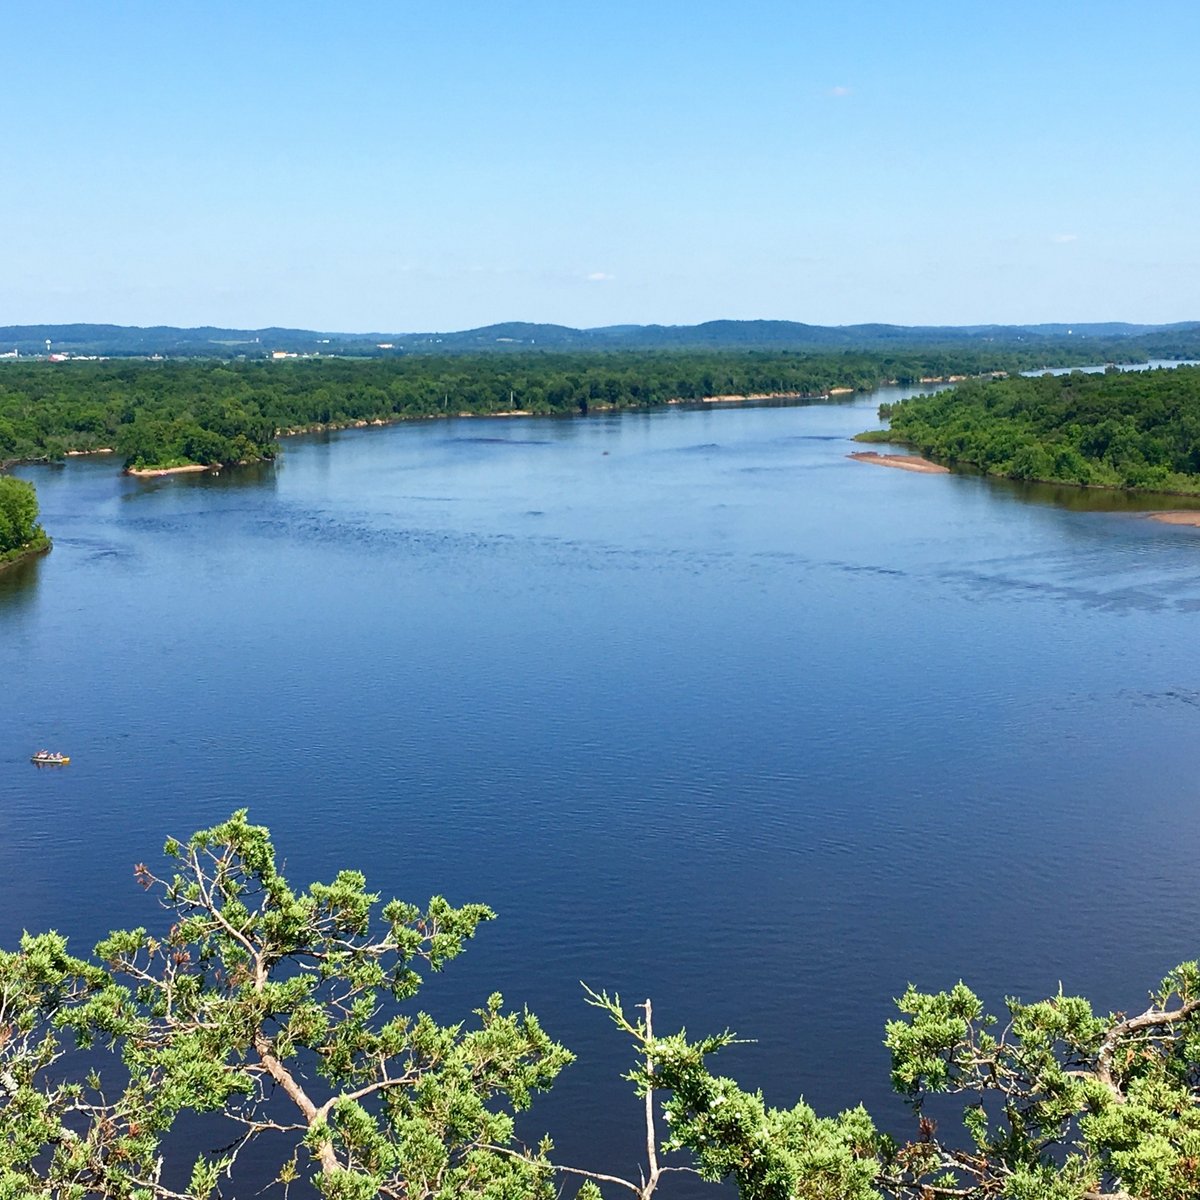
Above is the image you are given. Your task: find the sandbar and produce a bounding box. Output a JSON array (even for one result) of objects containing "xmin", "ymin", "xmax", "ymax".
[
  {"xmin": 126, "ymin": 463, "xmax": 215, "ymax": 478},
  {"xmin": 1146, "ymin": 511, "xmax": 1200, "ymax": 526},
  {"xmin": 848, "ymin": 451, "xmax": 949, "ymax": 474}
]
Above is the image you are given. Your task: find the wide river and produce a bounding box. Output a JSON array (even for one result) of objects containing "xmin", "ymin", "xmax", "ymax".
[{"xmin": 4, "ymin": 383, "xmax": 1200, "ymax": 1190}]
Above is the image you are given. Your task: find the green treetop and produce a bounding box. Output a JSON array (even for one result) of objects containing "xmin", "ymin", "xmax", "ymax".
[
  {"xmin": 2, "ymin": 812, "xmax": 1199, "ymax": 1199},
  {"xmin": 0, "ymin": 473, "xmax": 48, "ymax": 560}
]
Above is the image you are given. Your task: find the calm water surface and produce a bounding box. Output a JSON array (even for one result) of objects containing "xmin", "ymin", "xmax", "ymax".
[{"xmin": 4, "ymin": 388, "xmax": 1200, "ymax": 1188}]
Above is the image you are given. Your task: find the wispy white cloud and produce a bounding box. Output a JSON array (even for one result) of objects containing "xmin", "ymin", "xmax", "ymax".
[
  {"xmin": 1052, "ymin": 233, "xmax": 1079, "ymax": 244},
  {"xmin": 827, "ymin": 85, "xmax": 852, "ymax": 97},
  {"xmin": 585, "ymin": 271, "xmax": 615, "ymax": 282}
]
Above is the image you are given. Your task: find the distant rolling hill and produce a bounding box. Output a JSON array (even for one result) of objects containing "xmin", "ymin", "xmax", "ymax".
[{"xmin": 1, "ymin": 319, "xmax": 1198, "ymax": 359}]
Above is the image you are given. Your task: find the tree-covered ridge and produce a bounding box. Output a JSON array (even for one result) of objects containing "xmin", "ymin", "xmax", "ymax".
[
  {"xmin": 0, "ymin": 349, "xmax": 1153, "ymax": 472},
  {"xmin": 3, "ymin": 319, "xmax": 1200, "ymax": 358},
  {"xmin": 0, "ymin": 474, "xmax": 49, "ymax": 564},
  {"xmin": 4, "ymin": 810, "xmax": 1200, "ymax": 1199},
  {"xmin": 871, "ymin": 365, "xmax": 1200, "ymax": 492}
]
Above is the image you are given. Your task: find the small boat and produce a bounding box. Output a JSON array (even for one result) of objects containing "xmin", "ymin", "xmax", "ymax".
[{"xmin": 31, "ymin": 750, "xmax": 70, "ymax": 765}]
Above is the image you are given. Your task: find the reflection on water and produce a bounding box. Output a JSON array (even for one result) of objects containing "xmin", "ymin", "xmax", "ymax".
[
  {"xmin": 0, "ymin": 551, "xmax": 43, "ymax": 611},
  {"xmin": 120, "ymin": 458, "xmax": 280, "ymax": 499},
  {"xmin": 971, "ymin": 472, "xmax": 1200, "ymax": 514}
]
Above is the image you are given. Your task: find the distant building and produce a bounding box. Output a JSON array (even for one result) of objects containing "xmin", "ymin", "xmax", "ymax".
[
  {"xmin": 376, "ymin": 343, "xmax": 394, "ymax": 350},
  {"xmin": 272, "ymin": 350, "xmax": 298, "ymax": 359}
]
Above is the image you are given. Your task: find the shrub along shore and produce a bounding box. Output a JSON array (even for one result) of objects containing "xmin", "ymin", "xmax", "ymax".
[
  {"xmin": 0, "ymin": 532, "xmax": 51, "ymax": 570},
  {"xmin": 0, "ymin": 474, "xmax": 50, "ymax": 569}
]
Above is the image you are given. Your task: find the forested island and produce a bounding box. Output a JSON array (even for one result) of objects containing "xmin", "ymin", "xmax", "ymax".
[
  {"xmin": 0, "ymin": 474, "xmax": 49, "ymax": 568},
  {"xmin": 7, "ymin": 350, "xmax": 1200, "ymax": 490},
  {"xmin": 0, "ymin": 349, "xmax": 1049, "ymax": 473},
  {"xmin": 864, "ymin": 365, "xmax": 1200, "ymax": 493}
]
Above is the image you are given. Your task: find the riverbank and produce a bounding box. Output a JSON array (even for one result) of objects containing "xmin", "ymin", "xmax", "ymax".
[
  {"xmin": 864, "ymin": 363, "xmax": 1200, "ymax": 499},
  {"xmin": 855, "ymin": 442, "xmax": 1200, "ymax": 498},
  {"xmin": 692, "ymin": 390, "xmax": 817, "ymax": 404},
  {"xmin": 0, "ymin": 535, "xmax": 51, "ymax": 572},
  {"xmin": 275, "ymin": 392, "xmax": 836, "ymax": 439},
  {"xmin": 848, "ymin": 451, "xmax": 949, "ymax": 474},
  {"xmin": 858, "ymin": 438, "xmax": 1200, "ymax": 499}
]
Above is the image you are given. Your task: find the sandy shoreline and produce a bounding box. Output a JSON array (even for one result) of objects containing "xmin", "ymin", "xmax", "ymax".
[
  {"xmin": 848, "ymin": 451, "xmax": 949, "ymax": 474},
  {"xmin": 698, "ymin": 391, "xmax": 809, "ymax": 404},
  {"xmin": 456, "ymin": 410, "xmax": 533, "ymax": 418},
  {"xmin": 126, "ymin": 463, "xmax": 215, "ymax": 478},
  {"xmin": 1146, "ymin": 511, "xmax": 1200, "ymax": 526}
]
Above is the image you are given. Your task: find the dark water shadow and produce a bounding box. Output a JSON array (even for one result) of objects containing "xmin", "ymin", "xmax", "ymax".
[
  {"xmin": 192, "ymin": 461, "xmax": 280, "ymax": 492},
  {"xmin": 0, "ymin": 551, "xmax": 44, "ymax": 611},
  {"xmin": 984, "ymin": 474, "xmax": 1200, "ymax": 515},
  {"xmin": 672, "ymin": 395, "xmax": 849, "ymax": 413}
]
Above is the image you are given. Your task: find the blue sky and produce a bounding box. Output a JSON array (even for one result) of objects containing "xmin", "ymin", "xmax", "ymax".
[{"xmin": 4, "ymin": 1, "xmax": 1198, "ymax": 330}]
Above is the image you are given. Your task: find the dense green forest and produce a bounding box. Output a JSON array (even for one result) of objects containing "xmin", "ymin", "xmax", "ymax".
[
  {"xmin": 0, "ymin": 474, "xmax": 48, "ymax": 564},
  {"xmin": 0, "ymin": 348, "xmax": 1041, "ymax": 468},
  {"xmin": 0, "ymin": 349, "xmax": 1071, "ymax": 471},
  {"xmin": 869, "ymin": 365, "xmax": 1200, "ymax": 492},
  {"xmin": 7, "ymin": 349, "xmax": 1200, "ymax": 478}
]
